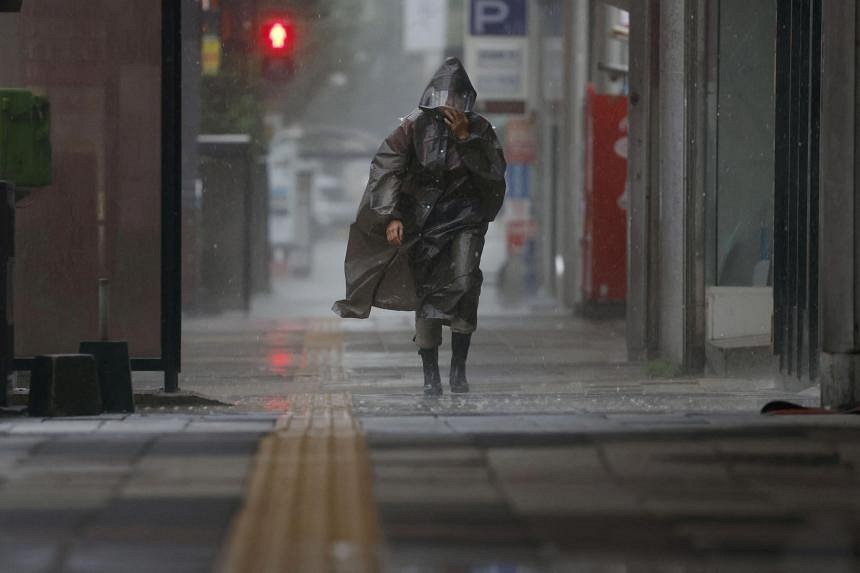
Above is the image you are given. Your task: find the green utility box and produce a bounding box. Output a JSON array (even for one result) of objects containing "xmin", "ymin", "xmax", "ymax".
[{"xmin": 0, "ymin": 89, "xmax": 51, "ymax": 187}]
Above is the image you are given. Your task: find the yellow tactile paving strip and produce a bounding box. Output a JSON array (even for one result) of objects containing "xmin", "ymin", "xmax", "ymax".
[
  {"xmin": 218, "ymin": 393, "xmax": 382, "ymax": 573},
  {"xmin": 296, "ymin": 319, "xmax": 346, "ymax": 383}
]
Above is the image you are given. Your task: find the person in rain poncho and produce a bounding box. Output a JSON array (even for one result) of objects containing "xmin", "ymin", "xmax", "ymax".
[{"xmin": 332, "ymin": 57, "xmax": 507, "ymax": 396}]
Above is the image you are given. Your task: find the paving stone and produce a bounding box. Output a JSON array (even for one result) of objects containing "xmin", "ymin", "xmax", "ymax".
[
  {"xmin": 443, "ymin": 416, "xmax": 545, "ymax": 434},
  {"xmin": 0, "ymin": 538, "xmax": 60, "ymax": 573},
  {"xmin": 382, "ymin": 519, "xmax": 534, "ymax": 547},
  {"xmin": 504, "ymin": 483, "xmax": 641, "ymax": 515},
  {"xmin": 123, "ymin": 465, "xmax": 242, "ymax": 486},
  {"xmin": 360, "ymin": 416, "xmax": 456, "ymax": 435},
  {"xmin": 52, "ymin": 414, "xmax": 128, "ymax": 421},
  {"xmin": 730, "ymin": 463, "xmax": 853, "ymax": 483},
  {"xmin": 0, "ymin": 453, "xmax": 24, "ymax": 470},
  {"xmin": 0, "ymin": 508, "xmax": 93, "ymax": 532},
  {"xmin": 146, "ymin": 434, "xmax": 261, "ymax": 457},
  {"xmin": 0, "ymin": 488, "xmax": 115, "ymax": 510},
  {"xmin": 374, "ymin": 480, "xmax": 503, "ymax": 505},
  {"xmin": 190, "ymin": 413, "xmax": 279, "ymax": 424},
  {"xmin": 488, "ymin": 446, "xmax": 608, "ymax": 483},
  {"xmin": 640, "ymin": 489, "xmax": 782, "ymax": 518},
  {"xmin": 184, "ymin": 421, "xmax": 273, "ymax": 433},
  {"xmin": 26, "ymin": 436, "xmax": 151, "ymax": 463},
  {"xmin": 370, "ymin": 446, "xmax": 484, "ymax": 466},
  {"xmin": 120, "ymin": 481, "xmax": 247, "ymax": 499},
  {"xmin": 99, "ymin": 417, "xmax": 191, "ymax": 433},
  {"xmin": 3, "ymin": 463, "xmax": 128, "ymax": 483},
  {"xmin": 608, "ymin": 414, "xmax": 713, "ymax": 427},
  {"xmin": 135, "ymin": 454, "xmax": 251, "ymax": 474},
  {"xmin": 747, "ymin": 484, "xmax": 860, "ymax": 511},
  {"xmin": 523, "ymin": 414, "xmax": 614, "ymax": 433},
  {"xmin": 714, "ymin": 438, "xmax": 839, "ymax": 456},
  {"xmin": 62, "ymin": 542, "xmax": 217, "ymax": 573},
  {"xmin": 9, "ymin": 420, "xmax": 104, "ymax": 434},
  {"xmin": 674, "ymin": 518, "xmax": 853, "ymax": 559},
  {"xmin": 526, "ymin": 515, "xmax": 688, "ymax": 557},
  {"xmin": 92, "ymin": 498, "xmax": 241, "ymax": 536},
  {"xmin": 4, "ymin": 464, "xmax": 130, "ymax": 485},
  {"xmin": 835, "ymin": 442, "xmax": 860, "ymax": 467},
  {"xmin": 0, "ymin": 435, "xmax": 46, "ymax": 449},
  {"xmin": 600, "ymin": 442, "xmax": 731, "ymax": 482},
  {"xmin": 374, "ymin": 465, "xmax": 491, "ymax": 482}
]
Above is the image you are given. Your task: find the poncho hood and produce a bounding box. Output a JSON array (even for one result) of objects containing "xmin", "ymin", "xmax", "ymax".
[{"xmin": 418, "ymin": 57, "xmax": 477, "ymax": 113}]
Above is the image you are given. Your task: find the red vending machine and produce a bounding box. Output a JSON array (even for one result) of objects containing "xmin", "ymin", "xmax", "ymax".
[{"xmin": 582, "ymin": 86, "xmax": 628, "ymax": 308}]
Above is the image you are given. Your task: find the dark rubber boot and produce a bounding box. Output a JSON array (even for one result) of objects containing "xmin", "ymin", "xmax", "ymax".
[
  {"xmin": 449, "ymin": 333, "xmax": 471, "ymax": 394},
  {"xmin": 419, "ymin": 347, "xmax": 442, "ymax": 396}
]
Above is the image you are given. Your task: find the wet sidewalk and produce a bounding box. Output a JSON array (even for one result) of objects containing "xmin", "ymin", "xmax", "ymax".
[
  {"xmin": 2, "ymin": 249, "xmax": 853, "ymax": 571},
  {"xmin": 365, "ymin": 408, "xmax": 860, "ymax": 572},
  {"xmin": 152, "ymin": 288, "xmax": 860, "ymax": 571},
  {"xmin": 0, "ymin": 413, "xmax": 276, "ymax": 573}
]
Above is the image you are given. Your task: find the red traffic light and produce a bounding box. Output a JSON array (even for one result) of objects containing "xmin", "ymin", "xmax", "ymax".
[{"xmin": 260, "ymin": 16, "xmax": 295, "ymax": 56}]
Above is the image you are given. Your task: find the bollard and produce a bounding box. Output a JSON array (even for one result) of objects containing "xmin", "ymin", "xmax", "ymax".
[
  {"xmin": 78, "ymin": 278, "xmax": 135, "ymax": 412},
  {"xmin": 29, "ymin": 354, "xmax": 101, "ymax": 416}
]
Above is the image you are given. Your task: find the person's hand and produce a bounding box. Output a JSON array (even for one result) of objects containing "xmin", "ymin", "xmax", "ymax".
[
  {"xmin": 440, "ymin": 107, "xmax": 470, "ymax": 141},
  {"xmin": 386, "ymin": 219, "xmax": 404, "ymax": 246}
]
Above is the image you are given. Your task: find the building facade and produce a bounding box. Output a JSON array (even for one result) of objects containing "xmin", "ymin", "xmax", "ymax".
[{"xmin": 524, "ymin": 0, "xmax": 859, "ymax": 406}]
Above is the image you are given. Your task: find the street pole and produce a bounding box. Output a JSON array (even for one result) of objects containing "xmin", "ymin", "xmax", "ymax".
[
  {"xmin": 819, "ymin": 0, "xmax": 859, "ymax": 408},
  {"xmin": 560, "ymin": 0, "xmax": 588, "ymax": 310},
  {"xmin": 0, "ymin": 181, "xmax": 13, "ymax": 407}
]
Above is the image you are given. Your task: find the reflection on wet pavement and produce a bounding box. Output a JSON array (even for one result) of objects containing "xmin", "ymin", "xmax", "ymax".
[{"xmin": 140, "ymin": 239, "xmax": 844, "ymax": 572}]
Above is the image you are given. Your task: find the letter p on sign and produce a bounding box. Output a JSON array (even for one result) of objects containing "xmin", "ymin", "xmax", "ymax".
[
  {"xmin": 475, "ymin": 0, "xmax": 509, "ymax": 33},
  {"xmin": 470, "ymin": 0, "xmax": 526, "ymax": 36}
]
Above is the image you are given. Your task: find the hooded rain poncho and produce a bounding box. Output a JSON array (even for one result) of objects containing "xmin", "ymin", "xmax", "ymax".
[{"xmin": 332, "ymin": 58, "xmax": 506, "ymax": 332}]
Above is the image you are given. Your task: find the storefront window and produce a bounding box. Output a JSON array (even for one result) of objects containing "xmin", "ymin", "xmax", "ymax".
[{"xmin": 713, "ymin": 0, "xmax": 776, "ymax": 286}]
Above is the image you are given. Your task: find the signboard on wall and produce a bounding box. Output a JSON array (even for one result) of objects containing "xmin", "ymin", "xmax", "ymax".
[
  {"xmin": 465, "ymin": 0, "xmax": 529, "ymax": 114},
  {"xmin": 403, "ymin": 0, "xmax": 447, "ymax": 52},
  {"xmin": 470, "ymin": 0, "xmax": 526, "ymax": 35},
  {"xmin": 505, "ymin": 115, "xmax": 537, "ymax": 163},
  {"xmin": 201, "ymin": 34, "xmax": 221, "ymax": 76}
]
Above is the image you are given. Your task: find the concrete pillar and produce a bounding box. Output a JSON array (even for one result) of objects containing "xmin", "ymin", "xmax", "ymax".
[
  {"xmin": 632, "ymin": 0, "xmax": 783, "ymax": 372},
  {"xmin": 533, "ymin": 0, "xmax": 561, "ymax": 298},
  {"xmin": 685, "ymin": 0, "xmax": 707, "ymax": 372},
  {"xmin": 656, "ymin": 0, "xmax": 687, "ymax": 366},
  {"xmin": 819, "ymin": 0, "xmax": 860, "ymax": 408},
  {"xmin": 625, "ymin": 0, "xmax": 656, "ymax": 361},
  {"xmin": 627, "ymin": 0, "xmax": 706, "ymax": 370},
  {"xmin": 559, "ymin": 0, "xmax": 589, "ymax": 309}
]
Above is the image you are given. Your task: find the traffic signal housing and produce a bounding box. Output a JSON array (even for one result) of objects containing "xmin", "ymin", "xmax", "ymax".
[{"xmin": 259, "ymin": 15, "xmax": 296, "ymax": 81}]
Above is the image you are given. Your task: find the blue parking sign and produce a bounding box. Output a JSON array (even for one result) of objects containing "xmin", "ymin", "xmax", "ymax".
[{"xmin": 470, "ymin": 0, "xmax": 527, "ymax": 36}]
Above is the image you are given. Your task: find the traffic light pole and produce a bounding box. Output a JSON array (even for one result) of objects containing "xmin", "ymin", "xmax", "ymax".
[{"xmin": 162, "ymin": 0, "xmax": 182, "ymax": 393}]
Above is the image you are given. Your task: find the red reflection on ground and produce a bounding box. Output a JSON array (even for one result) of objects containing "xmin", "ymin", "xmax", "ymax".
[
  {"xmin": 264, "ymin": 397, "xmax": 292, "ymax": 412},
  {"xmin": 270, "ymin": 351, "xmax": 293, "ymax": 369}
]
